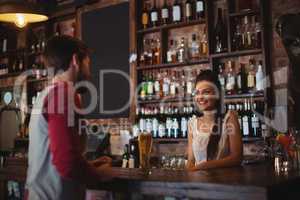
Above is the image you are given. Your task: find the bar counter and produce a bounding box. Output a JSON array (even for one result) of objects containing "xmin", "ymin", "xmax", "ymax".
[
  {"xmin": 0, "ymin": 163, "xmax": 300, "ymax": 200},
  {"xmin": 93, "ymin": 163, "xmax": 300, "ymax": 200}
]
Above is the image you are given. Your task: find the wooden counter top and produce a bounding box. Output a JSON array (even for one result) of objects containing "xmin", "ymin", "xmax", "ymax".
[
  {"xmin": 0, "ymin": 162, "xmax": 299, "ymax": 200},
  {"xmin": 92, "ymin": 163, "xmax": 300, "ymax": 200}
]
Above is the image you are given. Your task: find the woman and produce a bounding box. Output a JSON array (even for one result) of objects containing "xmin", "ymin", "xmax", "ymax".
[{"xmin": 186, "ymin": 70, "xmax": 243, "ymax": 171}]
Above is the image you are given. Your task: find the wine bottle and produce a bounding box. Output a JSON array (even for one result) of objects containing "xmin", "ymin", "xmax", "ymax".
[
  {"xmin": 226, "ymin": 61, "xmax": 236, "ymax": 95},
  {"xmin": 247, "ymin": 59, "xmax": 256, "ymax": 93},
  {"xmin": 255, "ymin": 16, "xmax": 262, "ymax": 49},
  {"xmin": 185, "ymin": 0, "xmax": 193, "ymax": 22},
  {"xmin": 150, "ymin": 0, "xmax": 159, "ymax": 27},
  {"xmin": 190, "ymin": 33, "xmax": 200, "ymax": 60},
  {"xmin": 195, "ymin": 0, "xmax": 205, "ymax": 19},
  {"xmin": 142, "ymin": 2, "xmax": 149, "ymax": 29},
  {"xmin": 237, "ymin": 63, "xmax": 247, "ymax": 94},
  {"xmin": 178, "ymin": 37, "xmax": 187, "ymax": 63},
  {"xmin": 161, "ymin": 0, "xmax": 169, "ymax": 25},
  {"xmin": 128, "ymin": 144, "xmax": 136, "ymax": 168},
  {"xmin": 172, "ymin": 0, "xmax": 182, "ymax": 23},
  {"xmin": 256, "ymin": 60, "xmax": 264, "ymax": 92},
  {"xmin": 122, "ymin": 144, "xmax": 129, "ymax": 168},
  {"xmin": 218, "ymin": 64, "xmax": 226, "ymax": 91},
  {"xmin": 242, "ymin": 100, "xmax": 250, "ymax": 137},
  {"xmin": 172, "ymin": 118, "xmax": 179, "ymax": 138},
  {"xmin": 214, "ymin": 8, "xmax": 227, "ymax": 53}
]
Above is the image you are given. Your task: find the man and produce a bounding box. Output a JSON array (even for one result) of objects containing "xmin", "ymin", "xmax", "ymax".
[{"xmin": 25, "ymin": 36, "xmax": 117, "ymax": 200}]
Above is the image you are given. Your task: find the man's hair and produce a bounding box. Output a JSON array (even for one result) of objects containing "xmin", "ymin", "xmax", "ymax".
[{"xmin": 44, "ymin": 35, "xmax": 90, "ymax": 74}]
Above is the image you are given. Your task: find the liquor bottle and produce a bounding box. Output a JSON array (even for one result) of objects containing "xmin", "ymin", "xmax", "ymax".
[
  {"xmin": 170, "ymin": 71, "xmax": 177, "ymax": 98},
  {"xmin": 150, "ymin": 0, "xmax": 159, "ymax": 27},
  {"xmin": 147, "ymin": 72, "xmax": 154, "ymax": 100},
  {"xmin": 243, "ymin": 16, "xmax": 252, "ymax": 49},
  {"xmin": 226, "ymin": 61, "xmax": 236, "ymax": 95},
  {"xmin": 236, "ymin": 103, "xmax": 243, "ymax": 134},
  {"xmin": 256, "ymin": 60, "xmax": 264, "ymax": 92},
  {"xmin": 195, "ymin": 0, "xmax": 205, "ymax": 20},
  {"xmin": 200, "ymin": 33, "xmax": 208, "ymax": 56},
  {"xmin": 190, "ymin": 33, "xmax": 200, "ymax": 60},
  {"xmin": 166, "ymin": 118, "xmax": 172, "ymax": 138},
  {"xmin": 214, "ymin": 8, "xmax": 227, "ymax": 53},
  {"xmin": 158, "ymin": 123, "xmax": 166, "ymax": 138},
  {"xmin": 232, "ymin": 18, "xmax": 242, "ymax": 51},
  {"xmin": 186, "ymin": 70, "xmax": 194, "ymax": 97},
  {"xmin": 142, "ymin": 2, "xmax": 149, "ymax": 29},
  {"xmin": 237, "ymin": 63, "xmax": 247, "ymax": 94},
  {"xmin": 162, "ymin": 73, "xmax": 170, "ymax": 97},
  {"xmin": 251, "ymin": 108, "xmax": 260, "ymax": 137},
  {"xmin": 153, "ymin": 38, "xmax": 161, "ymax": 64},
  {"xmin": 181, "ymin": 117, "xmax": 188, "ymax": 138},
  {"xmin": 122, "ymin": 144, "xmax": 129, "ymax": 168},
  {"xmin": 185, "ymin": 0, "xmax": 193, "ymax": 22},
  {"xmin": 161, "ymin": 0, "xmax": 169, "ymax": 25},
  {"xmin": 154, "ymin": 72, "xmax": 161, "ymax": 99},
  {"xmin": 247, "ymin": 59, "xmax": 256, "ymax": 92},
  {"xmin": 179, "ymin": 70, "xmax": 186, "ymax": 98},
  {"xmin": 242, "ymin": 100, "xmax": 250, "ymax": 137},
  {"xmin": 178, "ymin": 37, "xmax": 187, "ymax": 63},
  {"xmin": 152, "ymin": 118, "xmax": 159, "ymax": 138},
  {"xmin": 146, "ymin": 118, "xmax": 153, "ymax": 134},
  {"xmin": 128, "ymin": 144, "xmax": 136, "ymax": 168},
  {"xmin": 167, "ymin": 40, "xmax": 175, "ymax": 63},
  {"xmin": 150, "ymin": 39, "xmax": 156, "ymax": 65},
  {"xmin": 140, "ymin": 73, "xmax": 147, "ymax": 100},
  {"xmin": 172, "ymin": 118, "xmax": 179, "ymax": 138},
  {"xmin": 218, "ymin": 64, "xmax": 226, "ymax": 91},
  {"xmin": 254, "ymin": 16, "xmax": 262, "ymax": 49},
  {"xmin": 250, "ymin": 16, "xmax": 257, "ymax": 49},
  {"xmin": 172, "ymin": 0, "xmax": 182, "ymax": 23}
]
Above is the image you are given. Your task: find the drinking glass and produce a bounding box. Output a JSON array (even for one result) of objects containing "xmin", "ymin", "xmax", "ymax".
[{"xmin": 138, "ymin": 132, "xmax": 153, "ymax": 173}]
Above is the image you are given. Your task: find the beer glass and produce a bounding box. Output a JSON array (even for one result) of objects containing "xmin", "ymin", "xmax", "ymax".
[{"xmin": 138, "ymin": 132, "xmax": 153, "ymax": 172}]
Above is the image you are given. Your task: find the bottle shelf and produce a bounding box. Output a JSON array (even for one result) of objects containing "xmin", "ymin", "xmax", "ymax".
[
  {"xmin": 137, "ymin": 58, "xmax": 209, "ymax": 70},
  {"xmin": 229, "ymin": 10, "xmax": 260, "ymax": 18},
  {"xmin": 137, "ymin": 93, "xmax": 264, "ymax": 105},
  {"xmin": 224, "ymin": 93, "xmax": 264, "ymax": 99},
  {"xmin": 138, "ymin": 96, "xmax": 193, "ymax": 105},
  {"xmin": 137, "ymin": 19, "xmax": 206, "ymax": 35},
  {"xmin": 211, "ymin": 49, "xmax": 263, "ymax": 59},
  {"xmin": 131, "ymin": 137, "xmax": 187, "ymax": 144},
  {"xmin": 131, "ymin": 137, "xmax": 262, "ymax": 144}
]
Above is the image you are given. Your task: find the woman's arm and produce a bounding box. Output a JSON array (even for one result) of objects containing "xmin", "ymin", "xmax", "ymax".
[
  {"xmin": 186, "ymin": 120, "xmax": 196, "ymax": 169},
  {"xmin": 189, "ymin": 111, "xmax": 243, "ymax": 171}
]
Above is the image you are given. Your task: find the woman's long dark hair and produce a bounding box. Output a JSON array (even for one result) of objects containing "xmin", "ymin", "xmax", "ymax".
[{"xmin": 194, "ymin": 70, "xmax": 224, "ymax": 160}]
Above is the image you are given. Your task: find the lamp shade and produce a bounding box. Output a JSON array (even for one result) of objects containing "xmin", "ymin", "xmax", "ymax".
[{"xmin": 0, "ymin": 1, "xmax": 48, "ymax": 28}]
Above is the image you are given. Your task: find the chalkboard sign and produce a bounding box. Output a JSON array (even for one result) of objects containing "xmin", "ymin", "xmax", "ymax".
[{"xmin": 81, "ymin": 2, "xmax": 130, "ymax": 119}]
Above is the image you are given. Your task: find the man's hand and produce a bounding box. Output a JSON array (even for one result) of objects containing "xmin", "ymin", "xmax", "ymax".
[
  {"xmin": 96, "ymin": 164, "xmax": 119, "ymax": 182},
  {"xmin": 90, "ymin": 156, "xmax": 112, "ymax": 167}
]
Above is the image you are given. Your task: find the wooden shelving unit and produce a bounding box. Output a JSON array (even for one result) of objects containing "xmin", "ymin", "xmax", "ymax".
[
  {"xmin": 137, "ymin": 58, "xmax": 209, "ymax": 70},
  {"xmin": 132, "ymin": 0, "xmax": 272, "ymax": 142},
  {"xmin": 137, "ymin": 19, "xmax": 206, "ymax": 34}
]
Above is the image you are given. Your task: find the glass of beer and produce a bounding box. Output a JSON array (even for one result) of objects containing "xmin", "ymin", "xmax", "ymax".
[{"xmin": 138, "ymin": 132, "xmax": 153, "ymax": 172}]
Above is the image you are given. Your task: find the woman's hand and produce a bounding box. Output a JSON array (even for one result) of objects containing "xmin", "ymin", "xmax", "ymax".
[
  {"xmin": 186, "ymin": 163, "xmax": 203, "ymax": 171},
  {"xmin": 90, "ymin": 156, "xmax": 112, "ymax": 167}
]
